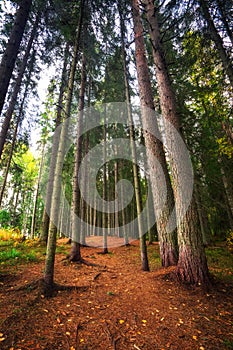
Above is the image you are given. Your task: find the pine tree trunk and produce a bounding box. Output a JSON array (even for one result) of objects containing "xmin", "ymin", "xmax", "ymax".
[
  {"xmin": 0, "ymin": 0, "xmax": 32, "ymax": 116},
  {"xmin": 198, "ymin": 0, "xmax": 233, "ymax": 86},
  {"xmin": 69, "ymin": 53, "xmax": 87, "ymax": 261},
  {"xmin": 43, "ymin": 1, "xmax": 85, "ymax": 292},
  {"xmin": 144, "ymin": 0, "xmax": 210, "ymax": 286},
  {"xmin": 31, "ymin": 144, "xmax": 45, "ymax": 238},
  {"xmin": 119, "ymin": 4, "xmax": 149, "ymax": 268},
  {"xmin": 132, "ymin": 0, "xmax": 178, "ymax": 267},
  {"xmin": 102, "ymin": 110, "xmax": 108, "ymax": 254},
  {"xmin": 0, "ymin": 12, "xmax": 39, "ymax": 158},
  {"xmin": 0, "ymin": 60, "xmax": 32, "ymax": 208},
  {"xmin": 0, "ymin": 115, "xmax": 20, "ymax": 207},
  {"xmin": 40, "ymin": 43, "xmax": 69, "ymax": 243}
]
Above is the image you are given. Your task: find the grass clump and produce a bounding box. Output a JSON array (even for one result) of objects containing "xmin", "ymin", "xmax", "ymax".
[
  {"xmin": 0, "ymin": 246, "xmax": 39, "ymax": 265},
  {"xmin": 206, "ymin": 245, "xmax": 233, "ymax": 282}
]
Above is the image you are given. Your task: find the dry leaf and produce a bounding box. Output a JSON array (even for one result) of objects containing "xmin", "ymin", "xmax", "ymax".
[
  {"xmin": 0, "ymin": 337, "xmax": 5, "ymax": 342},
  {"xmin": 193, "ymin": 335, "xmax": 197, "ymax": 340}
]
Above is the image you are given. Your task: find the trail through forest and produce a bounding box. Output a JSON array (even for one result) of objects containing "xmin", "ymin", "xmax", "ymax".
[{"xmin": 0, "ymin": 239, "xmax": 232, "ymax": 350}]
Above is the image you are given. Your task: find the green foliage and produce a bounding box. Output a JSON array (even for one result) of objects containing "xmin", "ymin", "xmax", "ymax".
[
  {"xmin": 0, "ymin": 246, "xmax": 38, "ymax": 264},
  {"xmin": 226, "ymin": 231, "xmax": 233, "ymax": 250},
  {"xmin": 206, "ymin": 246, "xmax": 233, "ymax": 282},
  {"xmin": 0, "ymin": 209, "xmax": 10, "ymax": 227},
  {"xmin": 0, "ymin": 241, "xmax": 42, "ymax": 265}
]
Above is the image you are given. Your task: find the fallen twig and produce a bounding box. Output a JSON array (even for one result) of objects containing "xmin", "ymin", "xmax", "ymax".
[
  {"xmin": 93, "ymin": 272, "xmax": 101, "ymax": 281},
  {"xmin": 134, "ymin": 345, "xmax": 142, "ymax": 350}
]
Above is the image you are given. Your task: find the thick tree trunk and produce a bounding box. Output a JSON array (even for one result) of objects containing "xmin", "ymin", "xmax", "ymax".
[
  {"xmin": 144, "ymin": 0, "xmax": 210, "ymax": 286},
  {"xmin": 0, "ymin": 0, "xmax": 32, "ymax": 116},
  {"xmin": 198, "ymin": 0, "xmax": 233, "ymax": 86},
  {"xmin": 132, "ymin": 0, "xmax": 178, "ymax": 267},
  {"xmin": 0, "ymin": 12, "xmax": 39, "ymax": 159}
]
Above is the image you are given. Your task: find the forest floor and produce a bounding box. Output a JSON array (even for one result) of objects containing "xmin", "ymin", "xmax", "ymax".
[{"xmin": 0, "ymin": 238, "xmax": 233, "ymax": 350}]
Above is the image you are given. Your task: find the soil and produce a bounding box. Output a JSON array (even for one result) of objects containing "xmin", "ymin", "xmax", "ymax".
[{"xmin": 0, "ymin": 239, "xmax": 233, "ymax": 350}]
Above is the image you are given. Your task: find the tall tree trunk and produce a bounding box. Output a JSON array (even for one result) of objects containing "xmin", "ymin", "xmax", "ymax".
[
  {"xmin": 31, "ymin": 143, "xmax": 45, "ymax": 238},
  {"xmin": 198, "ymin": 0, "xmax": 233, "ymax": 86},
  {"xmin": 0, "ymin": 56, "xmax": 33, "ymax": 207},
  {"xmin": 0, "ymin": 115, "xmax": 20, "ymax": 207},
  {"xmin": 43, "ymin": 1, "xmax": 85, "ymax": 293},
  {"xmin": 0, "ymin": 0, "xmax": 32, "ymax": 116},
  {"xmin": 131, "ymin": 0, "xmax": 178, "ymax": 267},
  {"xmin": 144, "ymin": 0, "xmax": 210, "ymax": 286},
  {"xmin": 102, "ymin": 106, "xmax": 109, "ymax": 254},
  {"xmin": 69, "ymin": 53, "xmax": 87, "ymax": 261},
  {"xmin": 40, "ymin": 43, "xmax": 69, "ymax": 243},
  {"xmin": 219, "ymin": 158, "xmax": 233, "ymax": 218},
  {"xmin": 119, "ymin": 2, "xmax": 149, "ymax": 269},
  {"xmin": 0, "ymin": 12, "xmax": 40, "ymax": 159}
]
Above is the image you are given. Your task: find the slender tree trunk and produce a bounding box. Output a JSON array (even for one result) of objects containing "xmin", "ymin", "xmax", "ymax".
[
  {"xmin": 219, "ymin": 159, "xmax": 233, "ymax": 218},
  {"xmin": 144, "ymin": 0, "xmax": 210, "ymax": 286},
  {"xmin": 0, "ymin": 57, "xmax": 33, "ymax": 207},
  {"xmin": 0, "ymin": 115, "xmax": 20, "ymax": 207},
  {"xmin": 40, "ymin": 43, "xmax": 69, "ymax": 243},
  {"xmin": 114, "ymin": 157, "xmax": 120, "ymax": 237},
  {"xmin": 31, "ymin": 144, "xmax": 45, "ymax": 238},
  {"xmin": 132, "ymin": 0, "xmax": 178, "ymax": 267},
  {"xmin": 102, "ymin": 108, "xmax": 108, "ymax": 254},
  {"xmin": 0, "ymin": 0, "xmax": 32, "ymax": 116},
  {"xmin": 43, "ymin": 1, "xmax": 85, "ymax": 292},
  {"xmin": 119, "ymin": 3, "xmax": 149, "ymax": 269},
  {"xmin": 119, "ymin": 162, "xmax": 128, "ymax": 245},
  {"xmin": 198, "ymin": 0, "xmax": 233, "ymax": 86},
  {"xmin": 0, "ymin": 12, "xmax": 40, "ymax": 159},
  {"xmin": 69, "ymin": 53, "xmax": 87, "ymax": 261}
]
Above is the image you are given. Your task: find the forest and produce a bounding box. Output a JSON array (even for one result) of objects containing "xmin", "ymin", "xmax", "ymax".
[{"xmin": 0, "ymin": 0, "xmax": 233, "ymax": 349}]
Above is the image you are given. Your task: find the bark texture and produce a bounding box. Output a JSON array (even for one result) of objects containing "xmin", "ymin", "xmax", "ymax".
[
  {"xmin": 69, "ymin": 53, "xmax": 87, "ymax": 261},
  {"xmin": 144, "ymin": 0, "xmax": 210, "ymax": 286},
  {"xmin": 0, "ymin": 12, "xmax": 39, "ymax": 158},
  {"xmin": 0, "ymin": 0, "xmax": 32, "ymax": 116},
  {"xmin": 132, "ymin": 0, "xmax": 178, "ymax": 267},
  {"xmin": 44, "ymin": 0, "xmax": 85, "ymax": 289}
]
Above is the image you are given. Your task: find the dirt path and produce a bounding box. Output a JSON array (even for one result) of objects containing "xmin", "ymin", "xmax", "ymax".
[{"xmin": 0, "ymin": 241, "xmax": 232, "ymax": 349}]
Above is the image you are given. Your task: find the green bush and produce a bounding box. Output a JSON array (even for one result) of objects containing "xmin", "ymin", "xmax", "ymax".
[{"xmin": 0, "ymin": 210, "xmax": 10, "ymax": 228}]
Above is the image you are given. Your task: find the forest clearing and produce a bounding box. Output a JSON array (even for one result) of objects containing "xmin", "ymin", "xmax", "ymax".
[
  {"xmin": 0, "ymin": 0, "xmax": 233, "ymax": 349},
  {"xmin": 0, "ymin": 237, "xmax": 233, "ymax": 350}
]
